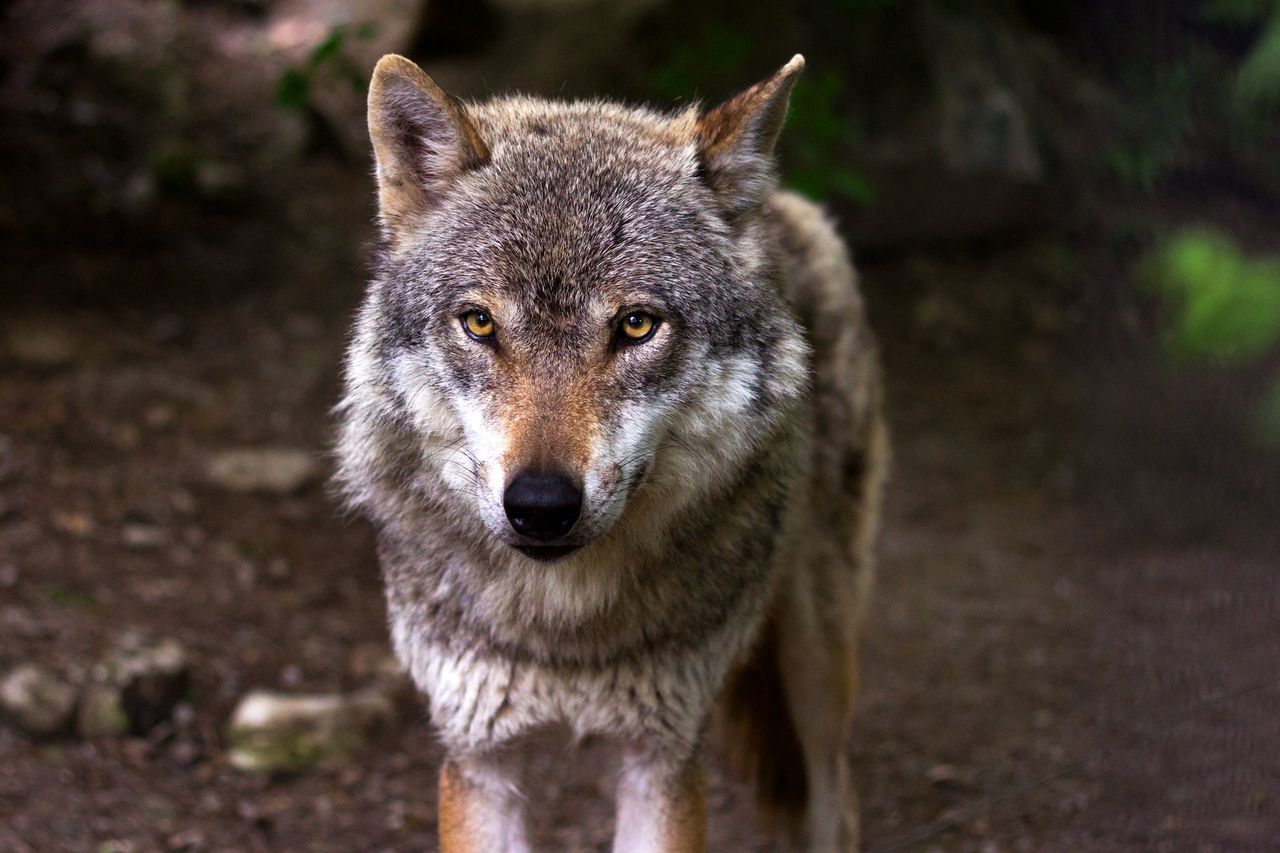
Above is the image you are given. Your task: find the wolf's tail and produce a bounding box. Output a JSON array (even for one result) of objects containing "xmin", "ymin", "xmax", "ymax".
[{"xmin": 719, "ymin": 613, "xmax": 808, "ymax": 833}]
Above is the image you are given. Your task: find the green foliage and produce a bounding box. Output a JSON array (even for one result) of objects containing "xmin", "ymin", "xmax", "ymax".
[
  {"xmin": 1102, "ymin": 65, "xmax": 1192, "ymax": 194},
  {"xmin": 275, "ymin": 23, "xmax": 377, "ymax": 111},
  {"xmin": 649, "ymin": 27, "xmax": 750, "ymax": 102},
  {"xmin": 1146, "ymin": 229, "xmax": 1280, "ymax": 365},
  {"xmin": 1201, "ymin": 0, "xmax": 1272, "ymax": 25},
  {"xmin": 786, "ymin": 71, "xmax": 877, "ymax": 205},
  {"xmin": 1146, "ymin": 228, "xmax": 1280, "ymax": 444},
  {"xmin": 1233, "ymin": 8, "xmax": 1280, "ymax": 111},
  {"xmin": 150, "ymin": 142, "xmax": 200, "ymax": 198},
  {"xmin": 648, "ymin": 22, "xmax": 875, "ymax": 206},
  {"xmin": 1200, "ymin": 0, "xmax": 1280, "ymax": 113}
]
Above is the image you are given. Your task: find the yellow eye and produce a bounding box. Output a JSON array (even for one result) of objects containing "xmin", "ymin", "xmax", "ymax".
[
  {"xmin": 620, "ymin": 312, "xmax": 658, "ymax": 342},
  {"xmin": 463, "ymin": 310, "xmax": 495, "ymax": 339}
]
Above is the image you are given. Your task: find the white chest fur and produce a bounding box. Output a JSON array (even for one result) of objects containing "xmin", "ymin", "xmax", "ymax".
[{"xmin": 391, "ymin": 606, "xmax": 759, "ymax": 756}]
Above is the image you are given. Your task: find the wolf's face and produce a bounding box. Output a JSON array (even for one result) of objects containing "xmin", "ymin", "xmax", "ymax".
[{"xmin": 346, "ymin": 56, "xmax": 809, "ymax": 563}]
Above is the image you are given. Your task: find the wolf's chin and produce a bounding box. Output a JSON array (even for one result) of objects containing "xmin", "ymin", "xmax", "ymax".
[{"xmin": 511, "ymin": 543, "xmax": 582, "ymax": 562}]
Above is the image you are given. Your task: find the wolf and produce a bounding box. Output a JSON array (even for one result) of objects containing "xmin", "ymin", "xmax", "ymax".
[{"xmin": 335, "ymin": 51, "xmax": 888, "ymax": 852}]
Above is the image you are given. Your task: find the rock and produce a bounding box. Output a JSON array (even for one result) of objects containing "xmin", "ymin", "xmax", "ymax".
[
  {"xmin": 121, "ymin": 523, "xmax": 169, "ymax": 550},
  {"xmin": 206, "ymin": 448, "xmax": 320, "ymax": 495},
  {"xmin": 79, "ymin": 636, "xmax": 191, "ymax": 737},
  {"xmin": 922, "ymin": 4, "xmax": 1043, "ymax": 183},
  {"xmin": 0, "ymin": 664, "xmax": 77, "ymax": 736},
  {"xmin": 4, "ymin": 318, "xmax": 78, "ymax": 369},
  {"xmin": 0, "ymin": 563, "xmax": 18, "ymax": 588},
  {"xmin": 227, "ymin": 689, "xmax": 397, "ymax": 772},
  {"xmin": 51, "ymin": 510, "xmax": 96, "ymax": 538},
  {"xmin": 77, "ymin": 682, "xmax": 130, "ymax": 737},
  {"xmin": 926, "ymin": 763, "xmax": 971, "ymax": 788}
]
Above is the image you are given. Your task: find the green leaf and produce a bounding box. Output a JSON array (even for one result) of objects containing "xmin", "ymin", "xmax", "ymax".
[
  {"xmin": 275, "ymin": 68, "xmax": 310, "ymax": 110},
  {"xmin": 308, "ymin": 29, "xmax": 346, "ymax": 67},
  {"xmin": 828, "ymin": 168, "xmax": 877, "ymax": 204},
  {"xmin": 1201, "ymin": 0, "xmax": 1272, "ymax": 25},
  {"xmin": 1149, "ymin": 229, "xmax": 1280, "ymax": 364},
  {"xmin": 1233, "ymin": 9, "xmax": 1280, "ymax": 112}
]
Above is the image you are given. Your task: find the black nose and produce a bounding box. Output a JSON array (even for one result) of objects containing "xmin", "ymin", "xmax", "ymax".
[{"xmin": 503, "ymin": 472, "xmax": 582, "ymax": 541}]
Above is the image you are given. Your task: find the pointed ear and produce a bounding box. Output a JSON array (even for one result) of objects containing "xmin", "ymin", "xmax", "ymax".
[
  {"xmin": 367, "ymin": 54, "xmax": 489, "ymax": 241},
  {"xmin": 695, "ymin": 54, "xmax": 805, "ymax": 215}
]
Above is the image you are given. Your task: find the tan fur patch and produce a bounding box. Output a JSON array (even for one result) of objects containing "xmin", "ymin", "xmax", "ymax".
[
  {"xmin": 663, "ymin": 759, "xmax": 709, "ymax": 852},
  {"xmin": 497, "ymin": 369, "xmax": 601, "ymax": 477},
  {"xmin": 696, "ymin": 54, "xmax": 805, "ymax": 163},
  {"xmin": 367, "ymin": 55, "xmax": 490, "ymax": 241},
  {"xmin": 437, "ymin": 762, "xmax": 478, "ymax": 853}
]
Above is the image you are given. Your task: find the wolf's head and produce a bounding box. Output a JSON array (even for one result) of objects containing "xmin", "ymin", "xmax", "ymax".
[{"xmin": 339, "ymin": 55, "xmax": 810, "ymax": 565}]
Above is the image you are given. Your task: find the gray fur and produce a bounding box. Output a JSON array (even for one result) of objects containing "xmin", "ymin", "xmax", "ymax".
[{"xmin": 336, "ymin": 54, "xmax": 886, "ymax": 851}]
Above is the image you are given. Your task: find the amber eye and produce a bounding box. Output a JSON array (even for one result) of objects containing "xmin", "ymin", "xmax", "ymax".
[
  {"xmin": 462, "ymin": 310, "xmax": 495, "ymax": 340},
  {"xmin": 620, "ymin": 312, "xmax": 658, "ymax": 343}
]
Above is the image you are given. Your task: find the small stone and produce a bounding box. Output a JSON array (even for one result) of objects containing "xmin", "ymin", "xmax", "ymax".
[
  {"xmin": 279, "ymin": 665, "xmax": 302, "ymax": 688},
  {"xmin": 0, "ymin": 563, "xmax": 18, "ymax": 588},
  {"xmin": 265, "ymin": 557, "xmax": 290, "ymax": 582},
  {"xmin": 166, "ymin": 827, "xmax": 206, "ymax": 851},
  {"xmin": 925, "ymin": 763, "xmax": 962, "ymax": 786},
  {"xmin": 79, "ymin": 637, "xmax": 191, "ymax": 737},
  {"xmin": 234, "ymin": 560, "xmax": 257, "ymax": 589},
  {"xmin": 145, "ymin": 404, "xmax": 176, "ymax": 429},
  {"xmin": 0, "ymin": 664, "xmax": 77, "ymax": 736},
  {"xmin": 226, "ymin": 688, "xmax": 397, "ymax": 772},
  {"xmin": 121, "ymin": 524, "xmax": 168, "ymax": 550},
  {"xmin": 52, "ymin": 510, "xmax": 96, "ymax": 538},
  {"xmin": 77, "ymin": 682, "xmax": 130, "ymax": 737},
  {"xmin": 206, "ymin": 448, "xmax": 319, "ymax": 495}
]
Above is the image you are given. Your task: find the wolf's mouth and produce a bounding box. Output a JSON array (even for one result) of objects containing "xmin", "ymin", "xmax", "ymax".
[{"xmin": 512, "ymin": 543, "xmax": 582, "ymax": 562}]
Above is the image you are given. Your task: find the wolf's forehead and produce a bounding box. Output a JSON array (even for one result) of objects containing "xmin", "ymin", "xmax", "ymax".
[{"xmin": 449, "ymin": 157, "xmax": 706, "ymax": 298}]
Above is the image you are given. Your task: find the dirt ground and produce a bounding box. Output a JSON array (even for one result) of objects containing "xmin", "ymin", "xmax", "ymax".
[{"xmin": 3, "ymin": 134, "xmax": 1279, "ymax": 851}]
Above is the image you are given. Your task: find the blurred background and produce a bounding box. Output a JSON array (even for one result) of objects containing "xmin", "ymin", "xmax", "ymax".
[{"xmin": 3, "ymin": 0, "xmax": 1280, "ymax": 849}]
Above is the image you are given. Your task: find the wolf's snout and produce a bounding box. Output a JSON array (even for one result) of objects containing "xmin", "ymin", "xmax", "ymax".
[{"xmin": 503, "ymin": 471, "xmax": 582, "ymax": 540}]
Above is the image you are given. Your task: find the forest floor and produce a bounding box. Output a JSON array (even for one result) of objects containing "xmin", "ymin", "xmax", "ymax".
[{"xmin": 2, "ymin": 149, "xmax": 1280, "ymax": 852}]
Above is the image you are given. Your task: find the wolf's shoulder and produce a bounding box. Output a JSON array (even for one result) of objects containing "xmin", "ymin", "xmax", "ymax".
[{"xmin": 766, "ymin": 190, "xmax": 865, "ymax": 328}]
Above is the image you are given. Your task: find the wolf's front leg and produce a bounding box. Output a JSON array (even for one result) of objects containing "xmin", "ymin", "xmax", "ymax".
[
  {"xmin": 613, "ymin": 748, "xmax": 707, "ymax": 853},
  {"xmin": 438, "ymin": 757, "xmax": 530, "ymax": 853}
]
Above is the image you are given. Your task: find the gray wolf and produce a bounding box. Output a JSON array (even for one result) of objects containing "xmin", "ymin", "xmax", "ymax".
[{"xmin": 336, "ymin": 52, "xmax": 887, "ymax": 852}]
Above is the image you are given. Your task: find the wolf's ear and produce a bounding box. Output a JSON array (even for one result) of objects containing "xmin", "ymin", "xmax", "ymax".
[
  {"xmin": 367, "ymin": 54, "xmax": 489, "ymax": 241},
  {"xmin": 695, "ymin": 54, "xmax": 804, "ymax": 215}
]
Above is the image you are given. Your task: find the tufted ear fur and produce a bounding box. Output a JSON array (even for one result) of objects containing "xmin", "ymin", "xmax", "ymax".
[
  {"xmin": 367, "ymin": 54, "xmax": 489, "ymax": 242},
  {"xmin": 695, "ymin": 54, "xmax": 805, "ymax": 216}
]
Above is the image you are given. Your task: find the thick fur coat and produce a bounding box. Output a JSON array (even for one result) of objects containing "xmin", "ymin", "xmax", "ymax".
[{"xmin": 336, "ymin": 53, "xmax": 887, "ymax": 852}]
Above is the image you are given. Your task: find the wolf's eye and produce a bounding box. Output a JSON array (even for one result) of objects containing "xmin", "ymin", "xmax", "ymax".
[
  {"xmin": 462, "ymin": 310, "xmax": 496, "ymax": 340},
  {"xmin": 619, "ymin": 312, "xmax": 658, "ymax": 343}
]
